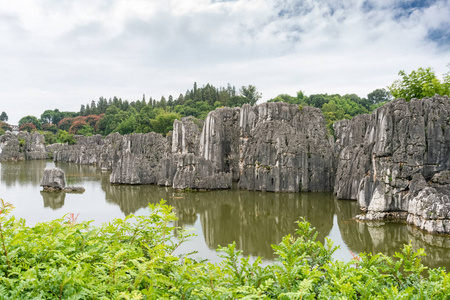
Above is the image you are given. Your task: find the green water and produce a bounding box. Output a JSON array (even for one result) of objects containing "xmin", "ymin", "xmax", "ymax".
[{"xmin": 1, "ymin": 160, "xmax": 449, "ymax": 269}]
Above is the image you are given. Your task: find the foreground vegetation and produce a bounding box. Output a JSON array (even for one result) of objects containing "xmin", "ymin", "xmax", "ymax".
[{"xmin": 0, "ymin": 199, "xmax": 448, "ymax": 299}]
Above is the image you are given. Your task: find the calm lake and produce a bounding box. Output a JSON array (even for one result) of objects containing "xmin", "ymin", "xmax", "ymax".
[{"xmin": 1, "ymin": 160, "xmax": 449, "ymax": 269}]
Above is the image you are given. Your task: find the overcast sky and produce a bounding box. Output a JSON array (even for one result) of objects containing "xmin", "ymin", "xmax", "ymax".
[{"xmin": 1, "ymin": 0, "xmax": 449, "ymax": 124}]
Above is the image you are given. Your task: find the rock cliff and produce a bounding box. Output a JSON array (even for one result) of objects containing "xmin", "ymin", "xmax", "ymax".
[
  {"xmin": 334, "ymin": 95, "xmax": 450, "ymax": 234},
  {"xmin": 238, "ymin": 103, "xmax": 335, "ymax": 192},
  {"xmin": 158, "ymin": 103, "xmax": 335, "ymax": 191},
  {"xmin": 46, "ymin": 103, "xmax": 334, "ymax": 192},
  {"xmin": 50, "ymin": 132, "xmax": 167, "ymax": 185},
  {"xmin": 0, "ymin": 131, "xmax": 47, "ymax": 161}
]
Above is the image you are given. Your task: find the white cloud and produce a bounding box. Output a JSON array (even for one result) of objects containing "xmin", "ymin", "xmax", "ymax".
[{"xmin": 1, "ymin": 0, "xmax": 449, "ymax": 124}]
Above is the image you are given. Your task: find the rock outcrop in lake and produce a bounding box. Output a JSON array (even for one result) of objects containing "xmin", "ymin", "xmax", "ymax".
[
  {"xmin": 46, "ymin": 102, "xmax": 335, "ymax": 192},
  {"xmin": 334, "ymin": 95, "xmax": 450, "ymax": 234},
  {"xmin": 158, "ymin": 103, "xmax": 335, "ymax": 191},
  {"xmin": 238, "ymin": 103, "xmax": 335, "ymax": 192},
  {"xmin": 0, "ymin": 131, "xmax": 47, "ymax": 161},
  {"xmin": 40, "ymin": 167, "xmax": 85, "ymax": 193}
]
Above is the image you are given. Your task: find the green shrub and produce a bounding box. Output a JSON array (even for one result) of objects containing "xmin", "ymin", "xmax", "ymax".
[
  {"xmin": 57, "ymin": 130, "xmax": 76, "ymax": 145},
  {"xmin": 0, "ymin": 199, "xmax": 448, "ymax": 299}
]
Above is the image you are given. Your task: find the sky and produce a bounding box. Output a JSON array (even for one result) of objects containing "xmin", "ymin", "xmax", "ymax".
[{"xmin": 1, "ymin": 0, "xmax": 450, "ymax": 124}]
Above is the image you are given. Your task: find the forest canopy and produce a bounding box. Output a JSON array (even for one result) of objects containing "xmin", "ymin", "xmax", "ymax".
[{"xmin": 2, "ymin": 66, "xmax": 449, "ymax": 140}]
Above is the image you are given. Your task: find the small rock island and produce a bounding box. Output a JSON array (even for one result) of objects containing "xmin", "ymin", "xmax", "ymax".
[{"xmin": 40, "ymin": 168, "xmax": 85, "ymax": 193}]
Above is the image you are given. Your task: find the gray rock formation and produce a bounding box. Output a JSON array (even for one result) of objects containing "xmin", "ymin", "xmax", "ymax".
[
  {"xmin": 0, "ymin": 132, "xmax": 47, "ymax": 161},
  {"xmin": 109, "ymin": 133, "xmax": 167, "ymax": 184},
  {"xmin": 40, "ymin": 168, "xmax": 85, "ymax": 193},
  {"xmin": 41, "ymin": 168, "xmax": 66, "ymax": 189},
  {"xmin": 238, "ymin": 103, "xmax": 335, "ymax": 192},
  {"xmin": 160, "ymin": 103, "xmax": 334, "ymax": 192},
  {"xmin": 172, "ymin": 154, "xmax": 232, "ymax": 190},
  {"xmin": 200, "ymin": 107, "xmax": 241, "ymax": 182},
  {"xmin": 49, "ymin": 134, "xmax": 106, "ymax": 166},
  {"xmin": 335, "ymin": 95, "xmax": 450, "ymax": 234},
  {"xmin": 49, "ymin": 133, "xmax": 167, "ymax": 185},
  {"xmin": 157, "ymin": 117, "xmax": 208, "ymax": 188},
  {"xmin": 44, "ymin": 103, "xmax": 334, "ymax": 192},
  {"xmin": 4, "ymin": 96, "xmax": 448, "ymax": 234}
]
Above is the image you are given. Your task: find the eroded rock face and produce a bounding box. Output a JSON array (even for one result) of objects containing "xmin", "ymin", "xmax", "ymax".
[
  {"xmin": 200, "ymin": 107, "xmax": 241, "ymax": 181},
  {"xmin": 110, "ymin": 133, "xmax": 167, "ymax": 184},
  {"xmin": 0, "ymin": 132, "xmax": 47, "ymax": 161},
  {"xmin": 335, "ymin": 95, "xmax": 450, "ymax": 234},
  {"xmin": 40, "ymin": 168, "xmax": 86, "ymax": 193},
  {"xmin": 41, "ymin": 168, "xmax": 66, "ymax": 189},
  {"xmin": 239, "ymin": 103, "xmax": 335, "ymax": 192},
  {"xmin": 44, "ymin": 103, "xmax": 334, "ymax": 192}
]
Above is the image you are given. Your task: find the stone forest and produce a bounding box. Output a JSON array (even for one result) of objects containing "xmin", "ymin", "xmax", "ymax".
[{"xmin": 1, "ymin": 95, "xmax": 449, "ymax": 235}]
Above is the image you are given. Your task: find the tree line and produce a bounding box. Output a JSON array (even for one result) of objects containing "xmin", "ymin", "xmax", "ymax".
[{"xmin": 1, "ymin": 66, "xmax": 449, "ymax": 140}]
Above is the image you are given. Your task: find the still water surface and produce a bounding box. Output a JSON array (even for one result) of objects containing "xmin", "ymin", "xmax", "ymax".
[{"xmin": 1, "ymin": 160, "xmax": 449, "ymax": 269}]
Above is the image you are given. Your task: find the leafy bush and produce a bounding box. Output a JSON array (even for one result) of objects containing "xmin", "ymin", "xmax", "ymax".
[
  {"xmin": 69, "ymin": 120, "xmax": 88, "ymax": 134},
  {"xmin": 0, "ymin": 199, "xmax": 448, "ymax": 299},
  {"xmin": 389, "ymin": 67, "xmax": 450, "ymax": 100},
  {"xmin": 41, "ymin": 131, "xmax": 57, "ymax": 145},
  {"xmin": 18, "ymin": 116, "xmax": 42, "ymax": 130},
  {"xmin": 0, "ymin": 122, "xmax": 12, "ymax": 132},
  {"xmin": 18, "ymin": 123, "xmax": 36, "ymax": 132},
  {"xmin": 77, "ymin": 124, "xmax": 95, "ymax": 137},
  {"xmin": 57, "ymin": 117, "xmax": 74, "ymax": 131},
  {"xmin": 42, "ymin": 123, "xmax": 58, "ymax": 134},
  {"xmin": 57, "ymin": 130, "xmax": 76, "ymax": 145}
]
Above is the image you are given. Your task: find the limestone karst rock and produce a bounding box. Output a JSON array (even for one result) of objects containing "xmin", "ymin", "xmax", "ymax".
[
  {"xmin": 0, "ymin": 132, "xmax": 47, "ymax": 161},
  {"xmin": 6, "ymin": 96, "xmax": 449, "ymax": 234},
  {"xmin": 335, "ymin": 95, "xmax": 450, "ymax": 233},
  {"xmin": 40, "ymin": 168, "xmax": 66, "ymax": 189},
  {"xmin": 40, "ymin": 168, "xmax": 85, "ymax": 193}
]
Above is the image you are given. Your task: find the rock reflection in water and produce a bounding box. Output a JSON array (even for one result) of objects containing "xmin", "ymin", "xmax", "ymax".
[
  {"xmin": 336, "ymin": 200, "xmax": 450, "ymax": 270},
  {"xmin": 41, "ymin": 191, "xmax": 66, "ymax": 209},
  {"xmin": 56, "ymin": 162, "xmax": 105, "ymax": 185},
  {"xmin": 1, "ymin": 161, "xmax": 449, "ymax": 268},
  {"xmin": 199, "ymin": 191, "xmax": 335, "ymax": 259},
  {"xmin": 0, "ymin": 160, "xmax": 48, "ymax": 186},
  {"xmin": 101, "ymin": 181, "xmax": 335, "ymax": 259}
]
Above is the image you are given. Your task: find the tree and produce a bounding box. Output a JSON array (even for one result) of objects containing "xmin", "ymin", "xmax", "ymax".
[
  {"xmin": 40, "ymin": 109, "xmax": 64, "ymax": 125},
  {"xmin": 0, "ymin": 111, "xmax": 8, "ymax": 122},
  {"xmin": 0, "ymin": 122, "xmax": 12, "ymax": 134},
  {"xmin": 115, "ymin": 116, "xmax": 136, "ymax": 135},
  {"xmin": 239, "ymin": 85, "xmax": 262, "ymax": 105},
  {"xmin": 42, "ymin": 123, "xmax": 58, "ymax": 134},
  {"xmin": 57, "ymin": 130, "xmax": 76, "ymax": 144},
  {"xmin": 18, "ymin": 115, "xmax": 42, "ymax": 130},
  {"xmin": 367, "ymin": 88, "xmax": 392, "ymax": 104},
  {"xmin": 58, "ymin": 117, "xmax": 75, "ymax": 131},
  {"xmin": 388, "ymin": 67, "xmax": 450, "ymax": 100},
  {"xmin": 227, "ymin": 96, "xmax": 251, "ymax": 108},
  {"xmin": 69, "ymin": 120, "xmax": 88, "ymax": 134},
  {"xmin": 307, "ymin": 94, "xmax": 330, "ymax": 108},
  {"xmin": 19, "ymin": 122, "xmax": 37, "ymax": 132},
  {"xmin": 77, "ymin": 124, "xmax": 94, "ymax": 136},
  {"xmin": 150, "ymin": 112, "xmax": 180, "ymax": 135}
]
